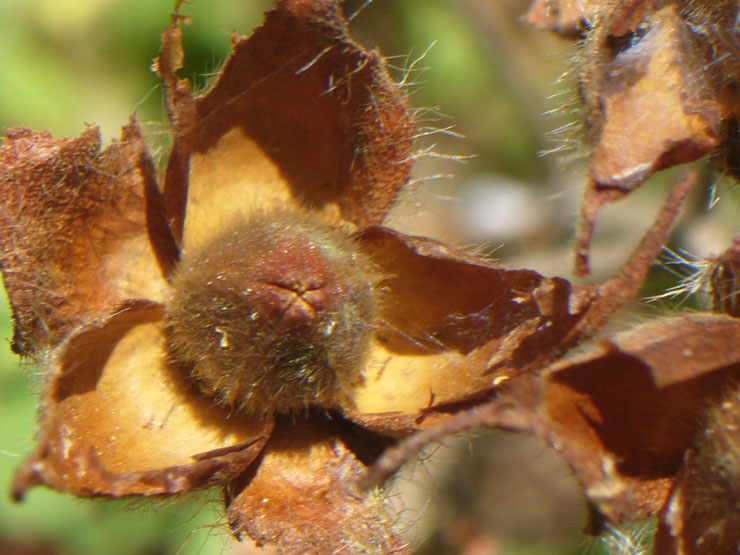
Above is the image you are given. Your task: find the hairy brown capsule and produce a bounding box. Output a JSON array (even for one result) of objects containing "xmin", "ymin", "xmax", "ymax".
[{"xmin": 166, "ymin": 209, "xmax": 379, "ymax": 415}]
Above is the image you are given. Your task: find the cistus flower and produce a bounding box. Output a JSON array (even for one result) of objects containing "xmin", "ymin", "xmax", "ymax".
[{"xmin": 3, "ymin": 0, "xmax": 732, "ymax": 553}]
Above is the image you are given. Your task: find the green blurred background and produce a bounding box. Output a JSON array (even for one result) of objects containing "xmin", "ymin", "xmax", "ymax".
[{"xmin": 0, "ymin": 1, "xmax": 717, "ymax": 554}]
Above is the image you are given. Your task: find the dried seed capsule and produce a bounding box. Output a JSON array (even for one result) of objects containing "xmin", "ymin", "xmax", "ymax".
[{"xmin": 166, "ymin": 208, "xmax": 378, "ymax": 415}]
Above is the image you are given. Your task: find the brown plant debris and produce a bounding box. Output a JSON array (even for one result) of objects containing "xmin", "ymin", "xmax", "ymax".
[{"xmin": 528, "ymin": 0, "xmax": 740, "ymax": 275}]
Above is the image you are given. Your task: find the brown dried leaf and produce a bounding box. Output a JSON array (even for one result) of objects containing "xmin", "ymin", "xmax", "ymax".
[
  {"xmin": 0, "ymin": 123, "xmax": 176, "ymax": 355},
  {"xmin": 169, "ymin": 0, "xmax": 414, "ymax": 251},
  {"xmin": 348, "ymin": 172, "xmax": 692, "ymax": 432},
  {"xmin": 360, "ymin": 174, "xmax": 695, "ymax": 486},
  {"xmin": 543, "ymin": 313, "xmax": 740, "ymax": 523},
  {"xmin": 228, "ymin": 418, "xmax": 409, "ymax": 554},
  {"xmin": 13, "ymin": 303, "xmax": 272, "ymax": 499}
]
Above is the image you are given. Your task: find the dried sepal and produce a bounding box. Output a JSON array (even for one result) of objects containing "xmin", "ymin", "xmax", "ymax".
[
  {"xmin": 543, "ymin": 313, "xmax": 740, "ymax": 524},
  {"xmin": 13, "ymin": 302, "xmax": 273, "ymax": 499},
  {"xmin": 574, "ymin": 4, "xmax": 721, "ymax": 274},
  {"xmin": 227, "ymin": 418, "xmax": 409, "ymax": 554},
  {"xmin": 529, "ymin": 0, "xmax": 740, "ymax": 274},
  {"xmin": 0, "ymin": 122, "xmax": 175, "ymax": 355},
  {"xmin": 361, "ymin": 173, "xmax": 696, "ymax": 487},
  {"xmin": 582, "ymin": 4, "xmax": 720, "ymax": 188},
  {"xmin": 167, "ymin": 0, "xmax": 414, "ymax": 251},
  {"xmin": 343, "ymin": 226, "xmax": 593, "ymax": 430},
  {"xmin": 154, "ymin": 3, "xmax": 197, "ymax": 248}
]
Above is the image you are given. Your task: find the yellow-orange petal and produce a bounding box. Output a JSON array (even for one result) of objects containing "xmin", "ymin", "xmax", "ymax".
[
  {"xmin": 227, "ymin": 417, "xmax": 409, "ymax": 554},
  {"xmin": 0, "ymin": 122, "xmax": 176, "ymax": 355},
  {"xmin": 158, "ymin": 0, "xmax": 413, "ymax": 251},
  {"xmin": 13, "ymin": 301, "xmax": 273, "ymax": 499}
]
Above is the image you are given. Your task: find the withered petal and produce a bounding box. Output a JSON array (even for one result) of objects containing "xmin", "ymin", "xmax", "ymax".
[
  {"xmin": 227, "ymin": 417, "xmax": 409, "ymax": 554},
  {"xmin": 13, "ymin": 302, "xmax": 273, "ymax": 499},
  {"xmin": 173, "ymin": 0, "xmax": 413, "ymax": 249},
  {"xmin": 0, "ymin": 122, "xmax": 176, "ymax": 355},
  {"xmin": 542, "ymin": 313, "xmax": 740, "ymax": 523},
  {"xmin": 343, "ymin": 226, "xmax": 592, "ymax": 431}
]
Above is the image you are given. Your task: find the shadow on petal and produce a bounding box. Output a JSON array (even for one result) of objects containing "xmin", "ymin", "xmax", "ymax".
[{"xmin": 165, "ymin": 0, "xmax": 413, "ymax": 251}]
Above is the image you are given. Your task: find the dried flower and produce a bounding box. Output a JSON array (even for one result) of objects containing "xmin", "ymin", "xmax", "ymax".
[
  {"xmin": 5, "ymin": 1, "xmax": 733, "ymax": 552},
  {"xmin": 0, "ymin": 0, "xmax": 654, "ymax": 551}
]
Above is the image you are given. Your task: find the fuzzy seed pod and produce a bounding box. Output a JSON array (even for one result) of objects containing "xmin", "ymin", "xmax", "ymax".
[
  {"xmin": 668, "ymin": 383, "xmax": 740, "ymax": 553},
  {"xmin": 166, "ymin": 208, "xmax": 379, "ymax": 416}
]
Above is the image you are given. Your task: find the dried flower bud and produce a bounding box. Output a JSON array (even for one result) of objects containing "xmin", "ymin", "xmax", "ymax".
[{"xmin": 166, "ymin": 208, "xmax": 379, "ymax": 415}]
